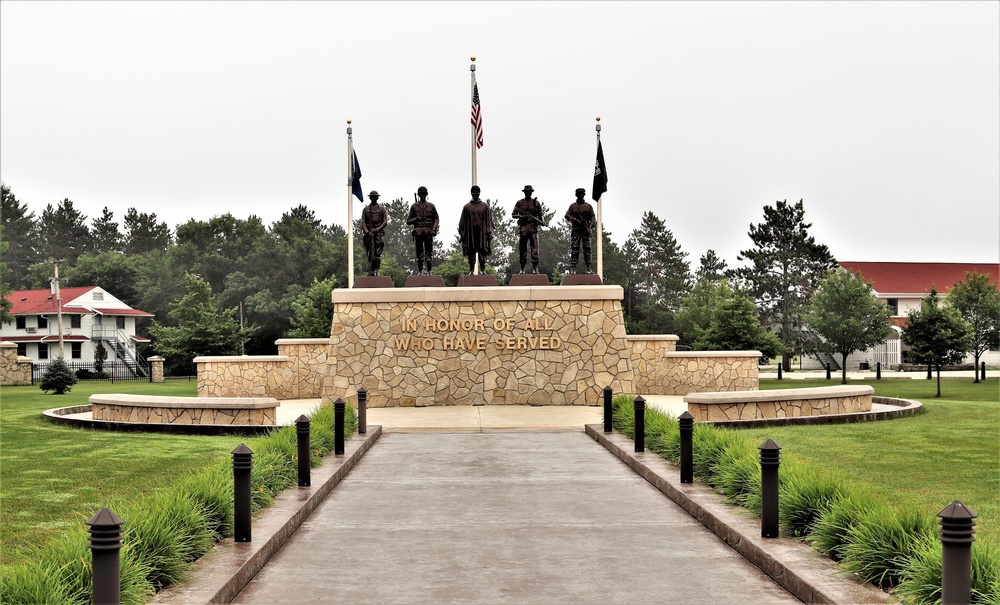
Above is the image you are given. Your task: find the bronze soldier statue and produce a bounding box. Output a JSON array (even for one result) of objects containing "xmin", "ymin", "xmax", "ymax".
[
  {"xmin": 565, "ymin": 188, "xmax": 596, "ymax": 274},
  {"xmin": 361, "ymin": 190, "xmax": 388, "ymax": 276},
  {"xmin": 511, "ymin": 185, "xmax": 545, "ymax": 274},
  {"xmin": 406, "ymin": 186, "xmax": 440, "ymax": 275},
  {"xmin": 458, "ymin": 185, "xmax": 494, "ymax": 275}
]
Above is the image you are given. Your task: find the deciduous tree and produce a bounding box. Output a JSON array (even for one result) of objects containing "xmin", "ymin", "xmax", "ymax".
[
  {"xmin": 901, "ymin": 288, "xmax": 973, "ymax": 397},
  {"xmin": 803, "ymin": 269, "xmax": 893, "ymax": 384},
  {"xmin": 287, "ymin": 277, "xmax": 337, "ymax": 338},
  {"xmin": 947, "ymin": 272, "xmax": 1000, "ymax": 383},
  {"xmin": 731, "ymin": 199, "xmax": 837, "ymax": 371},
  {"xmin": 677, "ymin": 278, "xmax": 782, "ymax": 358}
]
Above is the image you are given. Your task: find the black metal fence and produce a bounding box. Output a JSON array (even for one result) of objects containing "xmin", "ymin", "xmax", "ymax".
[{"xmin": 32, "ymin": 360, "xmax": 151, "ymax": 384}]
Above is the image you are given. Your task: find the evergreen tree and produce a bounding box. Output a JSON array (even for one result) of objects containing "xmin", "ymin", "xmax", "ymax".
[
  {"xmin": 91, "ymin": 207, "xmax": 123, "ymax": 253},
  {"xmin": 1, "ymin": 183, "xmax": 40, "ymax": 287},
  {"xmin": 123, "ymin": 208, "xmax": 171, "ymax": 254},
  {"xmin": 627, "ymin": 211, "xmax": 691, "ymax": 334},
  {"xmin": 39, "ymin": 357, "xmax": 77, "ymax": 395},
  {"xmin": 39, "ymin": 199, "xmax": 91, "ymax": 263},
  {"xmin": 94, "ymin": 340, "xmax": 108, "ymax": 374},
  {"xmin": 731, "ymin": 199, "xmax": 837, "ymax": 371},
  {"xmin": 803, "ymin": 269, "xmax": 893, "ymax": 384},
  {"xmin": 901, "ymin": 288, "xmax": 973, "ymax": 397},
  {"xmin": 947, "ymin": 272, "xmax": 1000, "ymax": 383},
  {"xmin": 0, "ymin": 229, "xmax": 13, "ymax": 325},
  {"xmin": 695, "ymin": 249, "xmax": 728, "ymax": 282},
  {"xmin": 287, "ymin": 277, "xmax": 336, "ymax": 338},
  {"xmin": 149, "ymin": 273, "xmax": 247, "ymax": 375}
]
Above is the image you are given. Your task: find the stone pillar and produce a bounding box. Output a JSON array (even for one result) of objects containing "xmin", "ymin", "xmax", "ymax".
[
  {"xmin": 0, "ymin": 342, "xmax": 32, "ymax": 386},
  {"xmin": 147, "ymin": 356, "xmax": 165, "ymax": 383}
]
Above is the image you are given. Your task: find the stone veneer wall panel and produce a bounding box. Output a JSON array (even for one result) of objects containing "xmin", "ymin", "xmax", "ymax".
[
  {"xmin": 322, "ymin": 286, "xmax": 633, "ymax": 407},
  {"xmin": 195, "ymin": 356, "xmax": 294, "ymax": 398},
  {"xmin": 275, "ymin": 339, "xmax": 329, "ymax": 399},
  {"xmin": 0, "ymin": 343, "xmax": 32, "ymax": 386},
  {"xmin": 632, "ymin": 350, "xmax": 761, "ymax": 395}
]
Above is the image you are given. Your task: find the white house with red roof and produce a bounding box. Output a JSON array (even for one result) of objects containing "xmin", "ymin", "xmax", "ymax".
[
  {"xmin": 2, "ymin": 284, "xmax": 153, "ymax": 374},
  {"xmin": 802, "ymin": 262, "xmax": 999, "ymax": 370}
]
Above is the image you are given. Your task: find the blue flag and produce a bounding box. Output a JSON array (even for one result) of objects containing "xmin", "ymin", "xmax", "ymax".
[{"xmin": 351, "ymin": 150, "xmax": 363, "ymax": 202}]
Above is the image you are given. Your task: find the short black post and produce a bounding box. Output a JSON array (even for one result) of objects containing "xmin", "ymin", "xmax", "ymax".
[
  {"xmin": 87, "ymin": 507, "xmax": 124, "ymax": 605},
  {"xmin": 334, "ymin": 398, "xmax": 345, "ymax": 455},
  {"xmin": 777, "ymin": 364, "xmax": 782, "ymax": 380},
  {"xmin": 825, "ymin": 363, "xmax": 831, "ymax": 381},
  {"xmin": 296, "ymin": 415, "xmax": 311, "ymax": 487},
  {"xmin": 232, "ymin": 444, "xmax": 253, "ymax": 542},
  {"xmin": 633, "ymin": 396, "xmax": 645, "ymax": 453},
  {"xmin": 938, "ymin": 500, "xmax": 977, "ymax": 605},
  {"xmin": 603, "ymin": 386, "xmax": 613, "ymax": 433},
  {"xmin": 678, "ymin": 411, "xmax": 694, "ymax": 483},
  {"xmin": 876, "ymin": 361, "xmax": 882, "ymax": 380},
  {"xmin": 927, "ymin": 364, "xmax": 933, "ymax": 380},
  {"xmin": 759, "ymin": 438, "xmax": 781, "ymax": 538},
  {"xmin": 981, "ymin": 361, "xmax": 987, "ymax": 381},
  {"xmin": 357, "ymin": 387, "xmax": 368, "ymax": 435}
]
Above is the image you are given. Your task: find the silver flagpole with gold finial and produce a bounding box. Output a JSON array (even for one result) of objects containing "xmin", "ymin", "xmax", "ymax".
[{"xmin": 347, "ymin": 120, "xmax": 355, "ymax": 288}]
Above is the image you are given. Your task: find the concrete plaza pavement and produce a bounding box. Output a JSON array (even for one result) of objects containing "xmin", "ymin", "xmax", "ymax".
[{"xmin": 231, "ymin": 431, "xmax": 800, "ymax": 604}]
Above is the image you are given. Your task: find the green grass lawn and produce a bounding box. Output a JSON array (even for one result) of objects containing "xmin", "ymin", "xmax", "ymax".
[
  {"xmin": 0, "ymin": 380, "xmax": 267, "ymax": 569},
  {"xmin": 752, "ymin": 378, "xmax": 1000, "ymax": 541}
]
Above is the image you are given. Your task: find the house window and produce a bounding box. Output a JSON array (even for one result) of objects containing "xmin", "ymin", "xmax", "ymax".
[
  {"xmin": 37, "ymin": 344, "xmax": 49, "ymax": 360},
  {"xmin": 71, "ymin": 342, "xmax": 82, "ymax": 359},
  {"xmin": 16, "ymin": 316, "xmax": 25, "ymax": 329},
  {"xmin": 93, "ymin": 292, "xmax": 104, "ymax": 301},
  {"xmin": 887, "ymin": 298, "xmax": 899, "ymax": 316},
  {"xmin": 116, "ymin": 317, "xmax": 126, "ymax": 330},
  {"xmin": 38, "ymin": 315, "xmax": 48, "ymax": 329},
  {"xmin": 70, "ymin": 315, "xmax": 82, "ymax": 329},
  {"xmin": 16, "ymin": 343, "xmax": 27, "ymax": 357}
]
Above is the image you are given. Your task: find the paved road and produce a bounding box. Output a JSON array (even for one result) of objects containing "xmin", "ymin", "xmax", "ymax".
[{"xmin": 233, "ymin": 432, "xmax": 798, "ymax": 604}]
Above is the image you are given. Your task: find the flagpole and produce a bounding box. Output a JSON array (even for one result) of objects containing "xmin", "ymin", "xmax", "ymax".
[
  {"xmin": 471, "ymin": 57, "xmax": 478, "ymax": 188},
  {"xmin": 596, "ymin": 117, "xmax": 603, "ymax": 279},
  {"xmin": 347, "ymin": 120, "xmax": 355, "ymax": 289}
]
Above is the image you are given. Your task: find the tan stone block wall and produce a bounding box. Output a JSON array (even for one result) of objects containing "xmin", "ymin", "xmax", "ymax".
[
  {"xmin": 0, "ymin": 343, "xmax": 32, "ymax": 386},
  {"xmin": 322, "ymin": 298, "xmax": 633, "ymax": 407},
  {"xmin": 689, "ymin": 393, "xmax": 872, "ymax": 422},
  {"xmin": 92, "ymin": 402, "xmax": 276, "ymax": 425},
  {"xmin": 633, "ymin": 353, "xmax": 759, "ymax": 395},
  {"xmin": 196, "ymin": 359, "xmax": 296, "ymax": 398},
  {"xmin": 276, "ymin": 339, "xmax": 329, "ymax": 399}
]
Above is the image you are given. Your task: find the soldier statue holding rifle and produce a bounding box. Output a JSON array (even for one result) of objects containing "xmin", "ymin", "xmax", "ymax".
[
  {"xmin": 361, "ymin": 190, "xmax": 388, "ymax": 276},
  {"xmin": 406, "ymin": 186, "xmax": 440, "ymax": 275},
  {"xmin": 511, "ymin": 185, "xmax": 545, "ymax": 274},
  {"xmin": 565, "ymin": 187, "xmax": 596, "ymax": 274}
]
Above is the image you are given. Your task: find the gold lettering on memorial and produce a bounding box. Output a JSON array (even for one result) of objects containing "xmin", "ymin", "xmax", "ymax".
[{"xmin": 394, "ymin": 315, "xmax": 562, "ymax": 351}]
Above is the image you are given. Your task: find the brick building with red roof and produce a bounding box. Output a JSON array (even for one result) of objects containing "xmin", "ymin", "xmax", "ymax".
[{"xmin": 2, "ymin": 285, "xmax": 153, "ymax": 375}]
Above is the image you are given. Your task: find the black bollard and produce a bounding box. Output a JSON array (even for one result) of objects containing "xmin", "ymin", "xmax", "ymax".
[
  {"xmin": 87, "ymin": 507, "xmax": 124, "ymax": 605},
  {"xmin": 334, "ymin": 398, "xmax": 345, "ymax": 455},
  {"xmin": 357, "ymin": 388, "xmax": 368, "ymax": 435},
  {"xmin": 759, "ymin": 438, "xmax": 781, "ymax": 538},
  {"xmin": 981, "ymin": 361, "xmax": 987, "ymax": 381},
  {"xmin": 876, "ymin": 361, "xmax": 882, "ymax": 380},
  {"xmin": 777, "ymin": 364, "xmax": 782, "ymax": 380},
  {"xmin": 232, "ymin": 444, "xmax": 253, "ymax": 542},
  {"xmin": 633, "ymin": 396, "xmax": 646, "ymax": 453},
  {"xmin": 296, "ymin": 415, "xmax": 311, "ymax": 487},
  {"xmin": 678, "ymin": 411, "xmax": 694, "ymax": 484},
  {"xmin": 603, "ymin": 386, "xmax": 613, "ymax": 433},
  {"xmin": 938, "ymin": 500, "xmax": 977, "ymax": 605},
  {"xmin": 927, "ymin": 364, "xmax": 933, "ymax": 380},
  {"xmin": 826, "ymin": 363, "xmax": 831, "ymax": 381}
]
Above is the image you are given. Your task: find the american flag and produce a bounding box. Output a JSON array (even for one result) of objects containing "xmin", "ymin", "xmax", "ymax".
[{"xmin": 471, "ymin": 82, "xmax": 484, "ymax": 149}]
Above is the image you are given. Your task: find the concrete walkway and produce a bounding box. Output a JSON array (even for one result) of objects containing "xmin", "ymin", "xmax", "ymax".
[{"xmin": 232, "ymin": 432, "xmax": 799, "ymax": 604}]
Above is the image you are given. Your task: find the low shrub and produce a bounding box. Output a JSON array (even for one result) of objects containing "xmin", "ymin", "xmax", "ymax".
[{"xmin": 0, "ymin": 403, "xmax": 358, "ymax": 604}]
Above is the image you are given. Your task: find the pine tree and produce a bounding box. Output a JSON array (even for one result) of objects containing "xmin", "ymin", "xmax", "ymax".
[
  {"xmin": 731, "ymin": 199, "xmax": 837, "ymax": 371},
  {"xmin": 40, "ymin": 357, "xmax": 77, "ymax": 395},
  {"xmin": 91, "ymin": 207, "xmax": 123, "ymax": 253}
]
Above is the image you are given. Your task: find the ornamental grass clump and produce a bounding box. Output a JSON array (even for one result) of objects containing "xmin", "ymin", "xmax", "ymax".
[
  {"xmin": 807, "ymin": 492, "xmax": 869, "ymax": 562},
  {"xmin": 841, "ymin": 506, "xmax": 937, "ymax": 590},
  {"xmin": 895, "ymin": 538, "xmax": 1000, "ymax": 605},
  {"xmin": 778, "ymin": 461, "xmax": 846, "ymax": 539}
]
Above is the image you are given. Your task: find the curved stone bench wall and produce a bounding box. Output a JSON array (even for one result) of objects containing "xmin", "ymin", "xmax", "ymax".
[
  {"xmin": 90, "ymin": 394, "xmax": 279, "ymax": 425},
  {"xmin": 685, "ymin": 386, "xmax": 874, "ymax": 422}
]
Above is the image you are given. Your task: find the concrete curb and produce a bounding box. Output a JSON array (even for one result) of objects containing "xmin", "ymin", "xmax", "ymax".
[
  {"xmin": 585, "ymin": 424, "xmax": 895, "ymax": 605},
  {"xmin": 151, "ymin": 426, "xmax": 383, "ymax": 604}
]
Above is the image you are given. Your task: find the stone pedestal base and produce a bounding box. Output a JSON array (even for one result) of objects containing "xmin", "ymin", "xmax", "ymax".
[
  {"xmin": 562, "ymin": 274, "xmax": 603, "ymax": 286},
  {"xmin": 404, "ymin": 275, "xmax": 447, "ymax": 287},
  {"xmin": 354, "ymin": 276, "xmax": 394, "ymax": 288},
  {"xmin": 509, "ymin": 274, "xmax": 550, "ymax": 286}
]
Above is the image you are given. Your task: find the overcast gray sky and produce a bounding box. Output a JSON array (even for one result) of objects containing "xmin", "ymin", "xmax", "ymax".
[{"xmin": 2, "ymin": 1, "xmax": 998, "ymax": 267}]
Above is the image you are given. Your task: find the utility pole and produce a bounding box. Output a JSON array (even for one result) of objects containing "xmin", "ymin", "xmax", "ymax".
[{"xmin": 49, "ymin": 258, "xmax": 66, "ymax": 358}]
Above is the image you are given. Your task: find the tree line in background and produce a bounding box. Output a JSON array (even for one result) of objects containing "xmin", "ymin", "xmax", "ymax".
[{"xmin": 3, "ymin": 183, "xmax": 997, "ymax": 379}]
